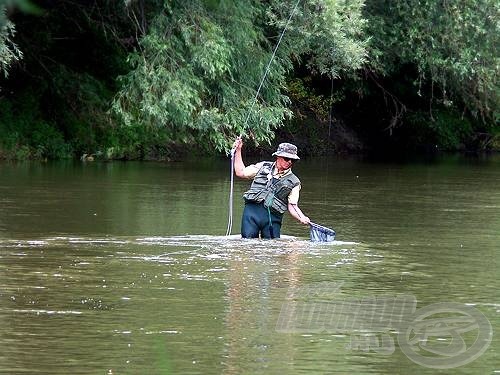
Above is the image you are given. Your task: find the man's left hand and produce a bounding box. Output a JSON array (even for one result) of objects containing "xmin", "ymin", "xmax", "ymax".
[{"xmin": 300, "ymin": 216, "xmax": 310, "ymax": 225}]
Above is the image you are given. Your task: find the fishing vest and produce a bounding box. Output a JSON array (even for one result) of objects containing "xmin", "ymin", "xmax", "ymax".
[{"xmin": 243, "ymin": 161, "xmax": 300, "ymax": 214}]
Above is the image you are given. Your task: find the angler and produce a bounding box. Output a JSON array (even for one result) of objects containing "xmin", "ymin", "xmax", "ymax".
[{"xmin": 232, "ymin": 137, "xmax": 310, "ymax": 239}]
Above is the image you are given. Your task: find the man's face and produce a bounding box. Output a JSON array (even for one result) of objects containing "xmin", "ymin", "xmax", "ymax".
[{"xmin": 276, "ymin": 156, "xmax": 294, "ymax": 171}]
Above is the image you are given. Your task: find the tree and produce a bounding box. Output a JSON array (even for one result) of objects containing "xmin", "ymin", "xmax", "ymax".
[
  {"xmin": 365, "ymin": 0, "xmax": 499, "ymax": 128},
  {"xmin": 0, "ymin": 6, "xmax": 22, "ymax": 78},
  {"xmin": 112, "ymin": 0, "xmax": 367, "ymax": 152}
]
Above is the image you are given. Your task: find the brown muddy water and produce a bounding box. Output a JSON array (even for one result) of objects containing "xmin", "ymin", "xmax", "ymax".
[{"xmin": 0, "ymin": 156, "xmax": 498, "ymax": 374}]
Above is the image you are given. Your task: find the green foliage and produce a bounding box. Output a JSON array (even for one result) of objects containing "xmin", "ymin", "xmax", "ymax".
[
  {"xmin": 3, "ymin": 0, "xmax": 497, "ymax": 159},
  {"xmin": 113, "ymin": 1, "xmax": 283, "ymax": 152},
  {"xmin": 0, "ymin": 0, "xmax": 42, "ymax": 78},
  {"xmin": 0, "ymin": 93, "xmax": 72, "ymax": 159},
  {"xmin": 0, "ymin": 0, "xmax": 136, "ymax": 159},
  {"xmin": 113, "ymin": 0, "xmax": 367, "ymax": 153},
  {"xmin": 407, "ymin": 109, "xmax": 473, "ymax": 150},
  {"xmin": 432, "ymin": 111, "xmax": 474, "ymax": 150},
  {"xmin": 268, "ymin": 0, "xmax": 368, "ymax": 77},
  {"xmin": 365, "ymin": 0, "xmax": 499, "ymax": 124},
  {"xmin": 0, "ymin": 13, "xmax": 22, "ymax": 78},
  {"xmin": 287, "ymin": 77, "xmax": 344, "ymax": 121}
]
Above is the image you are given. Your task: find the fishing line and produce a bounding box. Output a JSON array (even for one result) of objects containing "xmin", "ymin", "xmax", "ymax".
[
  {"xmin": 225, "ymin": 148, "xmax": 236, "ymax": 236},
  {"xmin": 225, "ymin": 0, "xmax": 301, "ymax": 236},
  {"xmin": 241, "ymin": 0, "xmax": 302, "ymax": 130},
  {"xmin": 323, "ymin": 75, "xmax": 333, "ymax": 205}
]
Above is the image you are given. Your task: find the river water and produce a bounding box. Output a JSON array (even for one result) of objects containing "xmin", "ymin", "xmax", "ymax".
[{"xmin": 0, "ymin": 156, "xmax": 498, "ymax": 374}]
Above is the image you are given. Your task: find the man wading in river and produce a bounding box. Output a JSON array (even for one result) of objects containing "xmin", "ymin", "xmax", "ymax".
[{"xmin": 232, "ymin": 138, "xmax": 310, "ymax": 239}]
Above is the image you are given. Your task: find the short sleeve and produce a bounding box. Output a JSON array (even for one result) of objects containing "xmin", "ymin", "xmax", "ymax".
[
  {"xmin": 242, "ymin": 162, "xmax": 264, "ymax": 179},
  {"xmin": 288, "ymin": 184, "xmax": 301, "ymax": 204}
]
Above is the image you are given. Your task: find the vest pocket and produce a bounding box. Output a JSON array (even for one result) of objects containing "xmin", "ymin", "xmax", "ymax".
[
  {"xmin": 274, "ymin": 182, "xmax": 293, "ymax": 201},
  {"xmin": 252, "ymin": 173, "xmax": 269, "ymax": 186}
]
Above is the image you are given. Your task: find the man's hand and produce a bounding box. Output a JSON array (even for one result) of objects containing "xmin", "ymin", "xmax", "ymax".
[
  {"xmin": 299, "ymin": 215, "xmax": 310, "ymax": 225},
  {"xmin": 232, "ymin": 137, "xmax": 243, "ymax": 152},
  {"xmin": 233, "ymin": 137, "xmax": 246, "ymax": 177}
]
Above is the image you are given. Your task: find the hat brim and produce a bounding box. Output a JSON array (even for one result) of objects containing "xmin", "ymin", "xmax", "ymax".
[{"xmin": 272, "ymin": 151, "xmax": 300, "ymax": 160}]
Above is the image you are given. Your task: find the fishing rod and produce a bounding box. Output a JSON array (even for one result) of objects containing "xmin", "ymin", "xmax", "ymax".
[{"xmin": 225, "ymin": 0, "xmax": 302, "ymax": 236}]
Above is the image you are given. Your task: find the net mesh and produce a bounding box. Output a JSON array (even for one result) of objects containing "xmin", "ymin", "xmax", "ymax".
[{"xmin": 310, "ymin": 222, "xmax": 336, "ymax": 242}]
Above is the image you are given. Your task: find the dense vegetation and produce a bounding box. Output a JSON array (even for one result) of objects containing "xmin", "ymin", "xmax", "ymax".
[{"xmin": 0, "ymin": 0, "xmax": 498, "ymax": 160}]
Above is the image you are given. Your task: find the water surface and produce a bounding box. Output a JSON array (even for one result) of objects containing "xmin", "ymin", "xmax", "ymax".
[{"xmin": 0, "ymin": 156, "xmax": 498, "ymax": 374}]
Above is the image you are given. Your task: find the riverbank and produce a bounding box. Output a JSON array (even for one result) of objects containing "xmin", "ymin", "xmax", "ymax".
[{"xmin": 1, "ymin": 112, "xmax": 498, "ymax": 162}]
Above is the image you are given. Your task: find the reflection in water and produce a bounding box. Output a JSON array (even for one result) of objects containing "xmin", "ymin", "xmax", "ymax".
[
  {"xmin": 0, "ymin": 158, "xmax": 499, "ymax": 374},
  {"xmin": 223, "ymin": 242, "xmax": 304, "ymax": 375}
]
